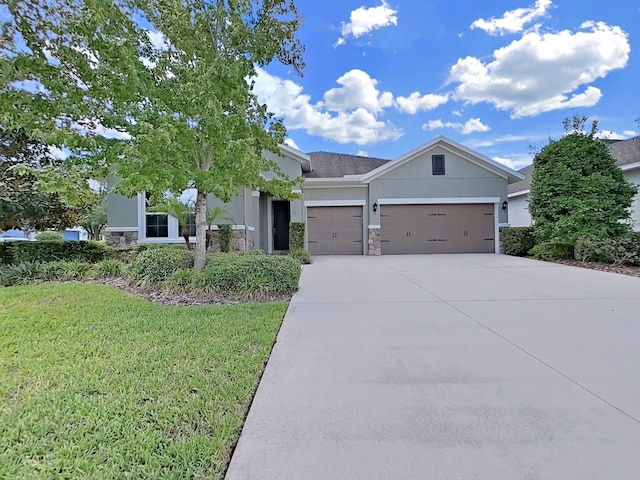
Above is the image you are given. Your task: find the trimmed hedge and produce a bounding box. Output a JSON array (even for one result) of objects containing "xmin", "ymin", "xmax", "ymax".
[
  {"xmin": 289, "ymin": 249, "xmax": 312, "ymax": 265},
  {"xmin": 219, "ymin": 224, "xmax": 233, "ymax": 253},
  {"xmin": 36, "ymin": 231, "xmax": 64, "ymax": 241},
  {"xmin": 501, "ymin": 226, "xmax": 535, "ymax": 256},
  {"xmin": 0, "ymin": 243, "xmax": 13, "ymax": 265},
  {"xmin": 10, "ymin": 240, "xmax": 106, "ymax": 264},
  {"xmin": 529, "ymin": 241, "xmax": 574, "ymax": 261},
  {"xmin": 188, "ymin": 253, "xmax": 301, "ymax": 298},
  {"xmin": 289, "ymin": 222, "xmax": 305, "ymax": 252},
  {"xmin": 129, "ymin": 247, "xmax": 194, "ymax": 284}
]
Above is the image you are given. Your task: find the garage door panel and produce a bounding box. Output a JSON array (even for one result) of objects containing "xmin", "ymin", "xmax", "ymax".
[
  {"xmin": 381, "ymin": 203, "xmax": 495, "ymax": 254},
  {"xmin": 307, "ymin": 206, "xmax": 363, "ymax": 255}
]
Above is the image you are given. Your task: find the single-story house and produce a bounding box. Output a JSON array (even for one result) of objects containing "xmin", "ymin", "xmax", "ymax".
[
  {"xmin": 106, "ymin": 135, "xmax": 524, "ymax": 255},
  {"xmin": 508, "ymin": 136, "xmax": 640, "ymax": 231}
]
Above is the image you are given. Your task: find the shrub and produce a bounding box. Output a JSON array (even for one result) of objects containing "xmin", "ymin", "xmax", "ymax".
[
  {"xmin": 575, "ymin": 233, "xmax": 640, "ymax": 266},
  {"xmin": 501, "ymin": 227, "xmax": 535, "ymax": 256},
  {"xmin": 289, "ymin": 222, "xmax": 305, "ymax": 252},
  {"xmin": 58, "ymin": 261, "xmax": 92, "ymax": 280},
  {"xmin": 0, "ymin": 261, "xmax": 47, "ymax": 286},
  {"xmin": 0, "ymin": 243, "xmax": 13, "ymax": 265},
  {"xmin": 529, "ymin": 241, "xmax": 574, "ymax": 261},
  {"xmin": 10, "ymin": 240, "xmax": 106, "ymax": 264},
  {"xmin": 189, "ymin": 253, "xmax": 301, "ymax": 299},
  {"xmin": 163, "ymin": 268, "xmax": 193, "ymax": 293},
  {"xmin": 36, "ymin": 230, "xmax": 64, "ymax": 241},
  {"xmin": 105, "ymin": 244, "xmax": 148, "ymax": 264},
  {"xmin": 94, "ymin": 259, "xmax": 127, "ymax": 277},
  {"xmin": 129, "ymin": 247, "xmax": 194, "ymax": 284},
  {"xmin": 289, "ymin": 248, "xmax": 312, "ymax": 265},
  {"xmin": 218, "ymin": 224, "xmax": 233, "ymax": 253}
]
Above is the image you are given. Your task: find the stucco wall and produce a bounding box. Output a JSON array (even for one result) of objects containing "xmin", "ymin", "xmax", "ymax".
[
  {"xmin": 368, "ymin": 148, "xmax": 509, "ymax": 225},
  {"xmin": 107, "ymin": 192, "xmax": 138, "ymax": 228},
  {"xmin": 263, "ymin": 151, "xmax": 304, "ymax": 180},
  {"xmin": 507, "ymin": 194, "xmax": 532, "ymax": 227},
  {"xmin": 302, "ymin": 185, "xmax": 369, "ymax": 202},
  {"xmin": 626, "ymin": 169, "xmax": 640, "ymax": 231}
]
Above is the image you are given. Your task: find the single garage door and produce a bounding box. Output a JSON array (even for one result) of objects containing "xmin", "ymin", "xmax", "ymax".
[
  {"xmin": 380, "ymin": 204, "xmax": 495, "ymax": 254},
  {"xmin": 307, "ymin": 206, "xmax": 363, "ymax": 255}
]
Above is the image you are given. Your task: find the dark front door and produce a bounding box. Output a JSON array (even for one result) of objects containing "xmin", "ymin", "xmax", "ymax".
[{"xmin": 272, "ymin": 200, "xmax": 290, "ymax": 251}]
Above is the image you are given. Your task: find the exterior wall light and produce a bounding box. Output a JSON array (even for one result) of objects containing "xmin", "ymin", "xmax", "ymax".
[
  {"xmin": 502, "ymin": 200, "xmax": 508, "ymax": 210},
  {"xmin": 373, "ymin": 202, "xmax": 378, "ymax": 212}
]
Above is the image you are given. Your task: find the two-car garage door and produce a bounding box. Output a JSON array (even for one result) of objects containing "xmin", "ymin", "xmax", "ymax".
[{"xmin": 380, "ymin": 204, "xmax": 495, "ymax": 254}]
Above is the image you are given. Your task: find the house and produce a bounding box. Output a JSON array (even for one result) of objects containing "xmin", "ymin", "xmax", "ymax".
[
  {"xmin": 106, "ymin": 135, "xmax": 524, "ymax": 255},
  {"xmin": 508, "ymin": 136, "xmax": 640, "ymax": 231}
]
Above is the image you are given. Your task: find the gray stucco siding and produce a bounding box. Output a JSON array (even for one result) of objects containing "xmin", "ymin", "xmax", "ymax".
[
  {"xmin": 378, "ymin": 148, "xmax": 500, "ymax": 181},
  {"xmin": 302, "ymin": 186, "xmax": 368, "ymax": 202},
  {"xmin": 369, "ymin": 177, "xmax": 509, "ymax": 224},
  {"xmin": 263, "ymin": 151, "xmax": 304, "ymax": 180},
  {"xmin": 107, "ymin": 193, "xmax": 138, "ymax": 228}
]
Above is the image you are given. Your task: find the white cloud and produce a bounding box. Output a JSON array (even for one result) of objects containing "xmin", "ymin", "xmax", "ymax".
[
  {"xmin": 595, "ymin": 130, "xmax": 638, "ymax": 140},
  {"xmin": 357, "ymin": 150, "xmax": 369, "ymax": 157},
  {"xmin": 471, "ymin": 0, "xmax": 553, "ymax": 36},
  {"xmin": 492, "ymin": 156, "xmax": 515, "ymax": 169},
  {"xmin": 147, "ymin": 30, "xmax": 168, "ymax": 50},
  {"xmin": 284, "ymin": 138, "xmax": 301, "ymax": 150},
  {"xmin": 450, "ymin": 21, "xmax": 630, "ymax": 118},
  {"xmin": 48, "ymin": 146, "xmax": 68, "ymax": 160},
  {"xmin": 322, "ymin": 69, "xmax": 393, "ymax": 113},
  {"xmin": 466, "ymin": 134, "xmax": 540, "ymax": 148},
  {"xmin": 395, "ymin": 92, "xmax": 449, "ymax": 114},
  {"xmin": 422, "ymin": 117, "xmax": 491, "ymax": 135},
  {"xmin": 253, "ymin": 67, "xmax": 402, "ymax": 145},
  {"xmin": 335, "ymin": 1, "xmax": 398, "ymax": 47}
]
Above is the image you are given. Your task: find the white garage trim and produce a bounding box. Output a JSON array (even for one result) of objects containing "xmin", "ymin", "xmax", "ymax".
[
  {"xmin": 378, "ymin": 197, "xmax": 500, "ymax": 205},
  {"xmin": 304, "ymin": 200, "xmax": 367, "ymax": 207},
  {"xmin": 368, "ymin": 225, "xmax": 381, "ymax": 229}
]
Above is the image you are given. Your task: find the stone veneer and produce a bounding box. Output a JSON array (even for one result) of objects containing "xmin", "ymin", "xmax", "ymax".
[
  {"xmin": 368, "ymin": 228, "xmax": 381, "ymax": 256},
  {"xmin": 498, "ymin": 226, "xmax": 507, "ymax": 254},
  {"xmin": 105, "ymin": 230, "xmax": 138, "ymax": 247}
]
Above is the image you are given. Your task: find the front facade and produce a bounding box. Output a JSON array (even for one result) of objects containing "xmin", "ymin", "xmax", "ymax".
[
  {"xmin": 106, "ymin": 136, "xmax": 523, "ymax": 255},
  {"xmin": 508, "ymin": 137, "xmax": 640, "ymax": 231}
]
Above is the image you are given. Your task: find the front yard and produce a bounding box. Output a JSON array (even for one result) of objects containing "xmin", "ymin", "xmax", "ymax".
[{"xmin": 0, "ymin": 283, "xmax": 286, "ymax": 479}]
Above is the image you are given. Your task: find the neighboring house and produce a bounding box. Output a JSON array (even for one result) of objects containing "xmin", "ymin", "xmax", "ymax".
[
  {"xmin": 106, "ymin": 135, "xmax": 523, "ymax": 255},
  {"xmin": 508, "ymin": 136, "xmax": 640, "ymax": 231},
  {"xmin": 0, "ymin": 228, "xmax": 88, "ymax": 241}
]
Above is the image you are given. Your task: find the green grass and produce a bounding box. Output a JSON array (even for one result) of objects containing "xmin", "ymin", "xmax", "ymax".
[{"xmin": 0, "ymin": 283, "xmax": 287, "ymax": 479}]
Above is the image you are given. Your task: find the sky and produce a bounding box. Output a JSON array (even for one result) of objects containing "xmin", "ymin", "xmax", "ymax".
[{"xmin": 253, "ymin": 0, "xmax": 639, "ymax": 170}]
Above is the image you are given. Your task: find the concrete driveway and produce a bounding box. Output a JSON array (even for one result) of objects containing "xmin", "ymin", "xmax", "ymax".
[{"xmin": 226, "ymin": 255, "xmax": 640, "ymax": 480}]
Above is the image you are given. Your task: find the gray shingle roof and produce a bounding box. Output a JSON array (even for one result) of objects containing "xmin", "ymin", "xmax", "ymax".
[
  {"xmin": 305, "ymin": 152, "xmax": 390, "ymax": 178},
  {"xmin": 508, "ymin": 136, "xmax": 640, "ymax": 195}
]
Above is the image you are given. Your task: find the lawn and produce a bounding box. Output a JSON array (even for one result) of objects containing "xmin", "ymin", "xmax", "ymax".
[{"xmin": 0, "ymin": 283, "xmax": 287, "ymax": 479}]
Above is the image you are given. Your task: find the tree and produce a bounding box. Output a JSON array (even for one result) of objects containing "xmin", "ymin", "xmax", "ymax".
[
  {"xmin": 1, "ymin": 0, "xmax": 305, "ymax": 270},
  {"xmin": 78, "ymin": 195, "xmax": 108, "ymax": 240},
  {"xmin": 529, "ymin": 116, "xmax": 637, "ymax": 243},
  {"xmin": 0, "ymin": 127, "xmax": 85, "ymax": 233}
]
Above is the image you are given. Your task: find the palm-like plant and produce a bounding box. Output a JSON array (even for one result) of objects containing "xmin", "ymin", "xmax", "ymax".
[
  {"xmin": 206, "ymin": 206, "xmax": 234, "ymax": 251},
  {"xmin": 147, "ymin": 196, "xmax": 195, "ymax": 248}
]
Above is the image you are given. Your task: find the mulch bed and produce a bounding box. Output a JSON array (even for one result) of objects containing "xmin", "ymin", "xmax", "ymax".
[
  {"xmin": 554, "ymin": 260, "xmax": 640, "ymax": 278},
  {"xmin": 93, "ymin": 277, "xmax": 292, "ymax": 306}
]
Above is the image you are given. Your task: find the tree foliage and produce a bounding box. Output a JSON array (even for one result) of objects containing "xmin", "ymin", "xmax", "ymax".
[
  {"xmin": 529, "ymin": 116, "xmax": 637, "ymax": 243},
  {"xmin": 0, "ymin": 0, "xmax": 305, "ymax": 270},
  {"xmin": 0, "ymin": 127, "xmax": 86, "ymax": 232}
]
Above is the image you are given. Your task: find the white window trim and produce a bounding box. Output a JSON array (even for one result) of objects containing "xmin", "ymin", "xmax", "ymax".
[
  {"xmin": 377, "ymin": 197, "xmax": 500, "ymax": 205},
  {"xmin": 304, "ymin": 199, "xmax": 367, "ymax": 207}
]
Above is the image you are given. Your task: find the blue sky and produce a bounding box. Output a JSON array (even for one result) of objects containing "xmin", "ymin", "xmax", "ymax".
[{"xmin": 254, "ymin": 0, "xmax": 639, "ymax": 169}]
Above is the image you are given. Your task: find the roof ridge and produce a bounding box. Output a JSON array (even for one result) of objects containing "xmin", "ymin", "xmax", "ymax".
[{"xmin": 308, "ymin": 151, "xmax": 390, "ymax": 161}]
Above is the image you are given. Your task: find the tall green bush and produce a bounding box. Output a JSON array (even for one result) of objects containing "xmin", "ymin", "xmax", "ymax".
[
  {"xmin": 0, "ymin": 243, "xmax": 13, "ymax": 264},
  {"xmin": 289, "ymin": 222, "xmax": 305, "ymax": 252},
  {"xmin": 529, "ymin": 116, "xmax": 637, "ymax": 243},
  {"xmin": 218, "ymin": 225, "xmax": 233, "ymax": 253},
  {"xmin": 501, "ymin": 227, "xmax": 535, "ymax": 256}
]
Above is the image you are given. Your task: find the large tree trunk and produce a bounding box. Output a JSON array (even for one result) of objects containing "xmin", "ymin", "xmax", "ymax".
[{"xmin": 194, "ymin": 190, "xmax": 208, "ymax": 272}]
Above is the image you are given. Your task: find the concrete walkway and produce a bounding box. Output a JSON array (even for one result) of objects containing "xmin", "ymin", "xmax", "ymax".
[{"xmin": 226, "ymin": 255, "xmax": 640, "ymax": 479}]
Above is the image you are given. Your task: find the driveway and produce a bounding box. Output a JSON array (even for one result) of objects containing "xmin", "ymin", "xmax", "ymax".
[{"xmin": 226, "ymin": 255, "xmax": 640, "ymax": 480}]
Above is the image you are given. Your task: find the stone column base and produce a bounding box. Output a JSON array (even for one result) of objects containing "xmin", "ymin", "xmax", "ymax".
[
  {"xmin": 105, "ymin": 231, "xmax": 138, "ymax": 247},
  {"xmin": 368, "ymin": 228, "xmax": 381, "ymax": 256}
]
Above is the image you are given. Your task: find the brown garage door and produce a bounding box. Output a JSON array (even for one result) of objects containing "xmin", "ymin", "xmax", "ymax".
[
  {"xmin": 307, "ymin": 206, "xmax": 363, "ymax": 255},
  {"xmin": 380, "ymin": 204, "xmax": 495, "ymax": 254}
]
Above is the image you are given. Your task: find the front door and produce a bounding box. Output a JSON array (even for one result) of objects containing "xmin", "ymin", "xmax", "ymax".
[{"xmin": 272, "ymin": 200, "xmax": 290, "ymax": 251}]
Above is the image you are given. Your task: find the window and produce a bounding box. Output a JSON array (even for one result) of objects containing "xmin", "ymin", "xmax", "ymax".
[
  {"xmin": 146, "ymin": 214, "xmax": 169, "ymax": 238},
  {"xmin": 432, "ymin": 155, "xmax": 445, "ymax": 175},
  {"xmin": 179, "ymin": 214, "xmax": 196, "ymax": 237}
]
